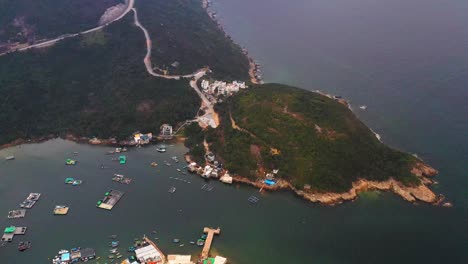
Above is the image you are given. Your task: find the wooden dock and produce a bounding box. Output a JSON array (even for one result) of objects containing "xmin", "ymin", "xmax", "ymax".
[
  {"xmin": 200, "ymin": 227, "xmax": 221, "ymax": 260},
  {"xmin": 97, "ymin": 190, "xmax": 124, "ymax": 210}
]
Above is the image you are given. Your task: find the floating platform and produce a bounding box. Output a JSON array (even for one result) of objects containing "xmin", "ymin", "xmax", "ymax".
[
  {"xmin": 19, "ymin": 193, "xmax": 41, "ymax": 209},
  {"xmin": 1, "ymin": 226, "xmax": 27, "ymax": 242},
  {"xmin": 7, "ymin": 209, "xmax": 26, "ymax": 219},
  {"xmin": 53, "ymin": 205, "xmax": 69, "ymax": 215},
  {"xmin": 97, "ymin": 190, "xmax": 124, "ymax": 210}
]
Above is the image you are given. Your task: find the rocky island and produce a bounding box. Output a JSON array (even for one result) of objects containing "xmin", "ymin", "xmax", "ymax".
[{"xmin": 0, "ymin": 0, "xmax": 442, "ymax": 205}]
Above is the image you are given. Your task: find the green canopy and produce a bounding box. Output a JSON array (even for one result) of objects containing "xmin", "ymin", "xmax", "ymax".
[{"xmin": 4, "ymin": 226, "xmax": 15, "ymax": 233}]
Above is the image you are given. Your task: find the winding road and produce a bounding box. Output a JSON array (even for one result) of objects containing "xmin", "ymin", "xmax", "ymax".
[
  {"xmin": 131, "ymin": 7, "xmax": 207, "ymax": 80},
  {"xmin": 15, "ymin": 0, "xmax": 136, "ymax": 52}
]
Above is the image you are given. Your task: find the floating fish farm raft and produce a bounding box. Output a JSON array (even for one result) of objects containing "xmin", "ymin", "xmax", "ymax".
[{"xmin": 96, "ymin": 190, "xmax": 124, "ymax": 210}]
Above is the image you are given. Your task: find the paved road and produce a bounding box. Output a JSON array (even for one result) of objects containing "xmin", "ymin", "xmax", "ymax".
[
  {"xmin": 131, "ymin": 7, "xmax": 207, "ymax": 80},
  {"xmin": 13, "ymin": 0, "xmax": 136, "ymax": 52}
]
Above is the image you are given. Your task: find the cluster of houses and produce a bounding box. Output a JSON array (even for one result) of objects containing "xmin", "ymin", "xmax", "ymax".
[
  {"xmin": 188, "ymin": 152, "xmax": 233, "ymax": 184},
  {"xmin": 200, "ymin": 79, "xmax": 247, "ymax": 103}
]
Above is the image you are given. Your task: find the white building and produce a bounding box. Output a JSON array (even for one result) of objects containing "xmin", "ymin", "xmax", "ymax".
[
  {"xmin": 160, "ymin": 124, "xmax": 173, "ymax": 139},
  {"xmin": 135, "ymin": 245, "xmax": 163, "ymax": 263}
]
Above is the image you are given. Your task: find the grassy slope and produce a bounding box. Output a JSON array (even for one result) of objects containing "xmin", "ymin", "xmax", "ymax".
[
  {"xmin": 0, "ymin": 0, "xmax": 120, "ymax": 43},
  {"xmin": 205, "ymin": 84, "xmax": 420, "ymax": 193},
  {"xmin": 0, "ymin": 0, "xmax": 249, "ymax": 145}
]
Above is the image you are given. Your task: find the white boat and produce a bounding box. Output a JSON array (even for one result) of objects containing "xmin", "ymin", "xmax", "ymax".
[
  {"xmin": 168, "ymin": 187, "xmax": 176, "ymax": 193},
  {"xmin": 156, "ymin": 145, "xmax": 167, "ymax": 153},
  {"xmin": 5, "ymin": 156, "xmax": 15, "ymax": 160},
  {"xmin": 359, "ymin": 105, "xmax": 367, "ymax": 110}
]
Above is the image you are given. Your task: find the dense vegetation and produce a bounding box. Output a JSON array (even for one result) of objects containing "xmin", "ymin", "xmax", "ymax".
[
  {"xmin": 136, "ymin": 0, "xmax": 249, "ymax": 80},
  {"xmin": 0, "ymin": 0, "xmax": 120, "ymax": 44},
  {"xmin": 201, "ymin": 84, "xmax": 420, "ymax": 192},
  {"xmin": 0, "ymin": 0, "xmax": 249, "ymax": 145}
]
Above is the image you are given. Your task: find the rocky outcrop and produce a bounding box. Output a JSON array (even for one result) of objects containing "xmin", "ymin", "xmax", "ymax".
[
  {"xmin": 411, "ymin": 162, "xmax": 438, "ymax": 177},
  {"xmin": 230, "ymin": 163, "xmax": 441, "ymax": 205}
]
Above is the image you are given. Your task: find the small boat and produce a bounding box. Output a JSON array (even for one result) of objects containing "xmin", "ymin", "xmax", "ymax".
[
  {"xmin": 128, "ymin": 246, "xmax": 136, "ymax": 252},
  {"xmin": 109, "ymin": 234, "xmax": 117, "ymax": 239},
  {"xmin": 359, "ymin": 105, "xmax": 367, "ymax": 110},
  {"xmin": 177, "ymin": 169, "xmax": 181, "ymax": 172},
  {"xmin": 109, "ymin": 248, "xmax": 118, "ymax": 253},
  {"xmin": 179, "ymin": 244, "xmax": 185, "ymax": 247},
  {"xmin": 150, "ymin": 162, "xmax": 158, "ymax": 167},
  {"xmin": 65, "ymin": 158, "xmax": 77, "ymax": 165},
  {"xmin": 173, "ymin": 238, "xmax": 180, "ymax": 243},
  {"xmin": 110, "ymin": 241, "xmax": 119, "ymax": 247},
  {"xmin": 108, "ymin": 255, "xmax": 115, "ymax": 259},
  {"xmin": 196, "ymin": 239, "xmax": 205, "ymax": 246},
  {"xmin": 168, "ymin": 187, "xmax": 176, "ymax": 193},
  {"xmin": 65, "ymin": 177, "xmax": 74, "ymax": 184},
  {"xmin": 58, "ymin": 249, "xmax": 69, "ymax": 254},
  {"xmin": 18, "ymin": 241, "xmax": 31, "ymax": 251},
  {"xmin": 72, "ymin": 180, "xmax": 82, "ymax": 186},
  {"xmin": 5, "ymin": 155, "xmax": 15, "ymax": 160},
  {"xmin": 156, "ymin": 145, "xmax": 167, "ymax": 153},
  {"xmin": 189, "ymin": 241, "xmax": 195, "ymax": 245}
]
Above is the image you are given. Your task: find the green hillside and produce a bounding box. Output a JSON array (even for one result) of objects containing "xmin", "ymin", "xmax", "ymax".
[{"xmin": 198, "ymin": 84, "xmax": 420, "ymax": 193}]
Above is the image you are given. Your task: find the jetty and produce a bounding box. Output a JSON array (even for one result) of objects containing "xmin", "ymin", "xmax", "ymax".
[
  {"xmin": 1, "ymin": 226, "xmax": 27, "ymax": 242},
  {"xmin": 97, "ymin": 190, "xmax": 124, "ymax": 210},
  {"xmin": 7, "ymin": 209, "xmax": 26, "ymax": 219},
  {"xmin": 200, "ymin": 227, "xmax": 221, "ymax": 260}
]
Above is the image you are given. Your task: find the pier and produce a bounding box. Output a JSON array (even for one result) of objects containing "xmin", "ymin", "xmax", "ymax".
[
  {"xmin": 97, "ymin": 189, "xmax": 124, "ymax": 210},
  {"xmin": 200, "ymin": 227, "xmax": 221, "ymax": 260}
]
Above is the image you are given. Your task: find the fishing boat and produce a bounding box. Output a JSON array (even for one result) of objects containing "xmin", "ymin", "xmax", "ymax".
[
  {"xmin": 18, "ymin": 241, "xmax": 31, "ymax": 251},
  {"xmin": 156, "ymin": 145, "xmax": 167, "ymax": 153},
  {"xmin": 110, "ymin": 241, "xmax": 119, "ymax": 248},
  {"xmin": 72, "ymin": 180, "xmax": 82, "ymax": 186},
  {"xmin": 5, "ymin": 155, "xmax": 15, "ymax": 160},
  {"xmin": 168, "ymin": 186, "xmax": 176, "ymax": 193},
  {"xmin": 196, "ymin": 239, "xmax": 205, "ymax": 246},
  {"xmin": 65, "ymin": 158, "xmax": 77, "ymax": 165},
  {"xmin": 65, "ymin": 177, "xmax": 74, "ymax": 184}
]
